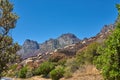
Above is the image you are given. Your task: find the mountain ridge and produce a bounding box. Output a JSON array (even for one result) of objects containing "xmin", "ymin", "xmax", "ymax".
[
  {"xmin": 17, "ymin": 33, "xmax": 81, "ymax": 59},
  {"xmin": 17, "ymin": 24, "xmax": 115, "ymax": 59}
]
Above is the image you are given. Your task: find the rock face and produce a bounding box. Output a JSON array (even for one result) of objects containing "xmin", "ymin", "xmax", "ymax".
[
  {"xmin": 17, "ymin": 39, "xmax": 39, "ymax": 59},
  {"xmin": 18, "ymin": 25, "xmax": 115, "ymax": 59},
  {"xmin": 39, "ymin": 33, "xmax": 80, "ymax": 53},
  {"xmin": 58, "ymin": 33, "xmax": 80, "ymax": 48},
  {"xmin": 18, "ymin": 33, "xmax": 80, "ymax": 59},
  {"xmin": 99, "ymin": 24, "xmax": 114, "ymax": 35}
]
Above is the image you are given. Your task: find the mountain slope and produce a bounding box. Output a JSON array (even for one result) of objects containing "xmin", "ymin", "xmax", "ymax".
[
  {"xmin": 17, "ymin": 24, "xmax": 115, "ymax": 59},
  {"xmin": 18, "ymin": 33, "xmax": 81, "ymax": 59}
]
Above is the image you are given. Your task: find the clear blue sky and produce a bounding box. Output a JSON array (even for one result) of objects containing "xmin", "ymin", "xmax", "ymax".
[{"xmin": 12, "ymin": 0, "xmax": 120, "ymax": 45}]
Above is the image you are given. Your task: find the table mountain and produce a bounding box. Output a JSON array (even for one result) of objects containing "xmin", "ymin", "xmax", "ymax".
[{"xmin": 17, "ymin": 33, "xmax": 81, "ymax": 59}]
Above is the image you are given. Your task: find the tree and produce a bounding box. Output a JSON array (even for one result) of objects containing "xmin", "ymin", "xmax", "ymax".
[
  {"xmin": 76, "ymin": 42, "xmax": 100, "ymax": 65},
  {"xmin": 116, "ymin": 4, "xmax": 120, "ymax": 15},
  {"xmin": 0, "ymin": 0, "xmax": 20, "ymax": 78},
  {"xmin": 94, "ymin": 4, "xmax": 120, "ymax": 80}
]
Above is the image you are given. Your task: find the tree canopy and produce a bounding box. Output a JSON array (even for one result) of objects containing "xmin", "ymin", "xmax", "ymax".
[
  {"xmin": 0, "ymin": 0, "xmax": 20, "ymax": 78},
  {"xmin": 94, "ymin": 4, "xmax": 120, "ymax": 80}
]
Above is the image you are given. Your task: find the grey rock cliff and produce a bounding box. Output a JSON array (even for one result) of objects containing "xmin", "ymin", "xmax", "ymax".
[
  {"xmin": 18, "ymin": 33, "xmax": 80, "ymax": 59},
  {"xmin": 17, "ymin": 39, "xmax": 39, "ymax": 59}
]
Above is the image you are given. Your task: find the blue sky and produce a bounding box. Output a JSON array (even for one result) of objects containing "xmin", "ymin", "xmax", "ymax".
[{"xmin": 12, "ymin": 0, "xmax": 120, "ymax": 45}]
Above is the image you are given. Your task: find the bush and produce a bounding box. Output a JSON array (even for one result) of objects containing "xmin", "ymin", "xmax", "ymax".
[
  {"xmin": 57, "ymin": 59, "xmax": 66, "ymax": 66},
  {"xmin": 76, "ymin": 42, "xmax": 100, "ymax": 65},
  {"xmin": 65, "ymin": 58, "xmax": 79, "ymax": 72},
  {"xmin": 64, "ymin": 67, "xmax": 72, "ymax": 78},
  {"xmin": 18, "ymin": 66, "xmax": 28, "ymax": 78},
  {"xmin": 94, "ymin": 22, "xmax": 120, "ymax": 79},
  {"xmin": 26, "ymin": 70, "xmax": 33, "ymax": 78},
  {"xmin": 3, "ymin": 64, "xmax": 18, "ymax": 77},
  {"xmin": 9, "ymin": 64, "xmax": 18, "ymax": 71},
  {"xmin": 50, "ymin": 66, "xmax": 64, "ymax": 80},
  {"xmin": 34, "ymin": 61, "xmax": 55, "ymax": 77}
]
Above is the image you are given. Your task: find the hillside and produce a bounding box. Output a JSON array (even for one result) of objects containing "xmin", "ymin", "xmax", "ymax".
[
  {"xmin": 17, "ymin": 24, "xmax": 114, "ymax": 60},
  {"xmin": 17, "ymin": 33, "xmax": 81, "ymax": 59},
  {"xmin": 3, "ymin": 24, "xmax": 115, "ymax": 80}
]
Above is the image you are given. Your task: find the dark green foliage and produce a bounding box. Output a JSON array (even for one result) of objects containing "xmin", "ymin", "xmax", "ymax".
[
  {"xmin": 94, "ymin": 4, "xmax": 120, "ymax": 80},
  {"xmin": 34, "ymin": 61, "xmax": 55, "ymax": 77},
  {"xmin": 0, "ymin": 0, "xmax": 20, "ymax": 78},
  {"xmin": 50, "ymin": 66, "xmax": 64, "ymax": 80},
  {"xmin": 18, "ymin": 66, "xmax": 28, "ymax": 78}
]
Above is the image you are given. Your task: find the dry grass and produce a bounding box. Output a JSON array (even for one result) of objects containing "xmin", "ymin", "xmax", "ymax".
[
  {"xmin": 11, "ymin": 65, "xmax": 103, "ymax": 80},
  {"xmin": 12, "ymin": 76, "xmax": 51, "ymax": 80},
  {"xmin": 61, "ymin": 65, "xmax": 103, "ymax": 80}
]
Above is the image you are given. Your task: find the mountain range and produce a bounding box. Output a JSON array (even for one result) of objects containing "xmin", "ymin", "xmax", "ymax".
[
  {"xmin": 17, "ymin": 24, "xmax": 114, "ymax": 59},
  {"xmin": 17, "ymin": 33, "xmax": 80, "ymax": 59}
]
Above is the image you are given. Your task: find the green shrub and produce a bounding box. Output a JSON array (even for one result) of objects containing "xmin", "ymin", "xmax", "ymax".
[
  {"xmin": 65, "ymin": 58, "xmax": 79, "ymax": 72},
  {"xmin": 76, "ymin": 42, "xmax": 100, "ymax": 65},
  {"xmin": 9, "ymin": 64, "xmax": 18, "ymax": 71},
  {"xmin": 57, "ymin": 59, "xmax": 66, "ymax": 66},
  {"xmin": 34, "ymin": 61, "xmax": 55, "ymax": 77},
  {"xmin": 18, "ymin": 66, "xmax": 28, "ymax": 78},
  {"xmin": 26, "ymin": 70, "xmax": 33, "ymax": 78},
  {"xmin": 94, "ymin": 23, "xmax": 120, "ymax": 79},
  {"xmin": 50, "ymin": 66, "xmax": 64, "ymax": 80},
  {"xmin": 33, "ymin": 68, "xmax": 40, "ymax": 76},
  {"xmin": 64, "ymin": 67, "xmax": 72, "ymax": 78}
]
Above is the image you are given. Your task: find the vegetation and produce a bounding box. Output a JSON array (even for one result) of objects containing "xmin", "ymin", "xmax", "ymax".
[
  {"xmin": 0, "ymin": 0, "xmax": 20, "ymax": 78},
  {"xmin": 1, "ymin": 0, "xmax": 120, "ymax": 80},
  {"xmin": 76, "ymin": 42, "xmax": 100, "ymax": 65},
  {"xmin": 34, "ymin": 61, "xmax": 55, "ymax": 77},
  {"xmin": 116, "ymin": 4, "xmax": 120, "ymax": 18},
  {"xmin": 94, "ymin": 4, "xmax": 120, "ymax": 80},
  {"xmin": 63, "ymin": 66, "xmax": 72, "ymax": 78},
  {"xmin": 50, "ymin": 65, "xmax": 64, "ymax": 80},
  {"xmin": 18, "ymin": 66, "xmax": 28, "ymax": 78},
  {"xmin": 65, "ymin": 58, "xmax": 80, "ymax": 72}
]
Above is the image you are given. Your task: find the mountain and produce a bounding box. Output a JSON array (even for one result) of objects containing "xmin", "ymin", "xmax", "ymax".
[
  {"xmin": 17, "ymin": 33, "xmax": 81, "ymax": 59},
  {"xmin": 16, "ymin": 24, "xmax": 115, "ymax": 74},
  {"xmin": 17, "ymin": 39, "xmax": 40, "ymax": 59},
  {"xmin": 58, "ymin": 33, "xmax": 80, "ymax": 47},
  {"xmin": 17, "ymin": 24, "xmax": 115, "ymax": 59}
]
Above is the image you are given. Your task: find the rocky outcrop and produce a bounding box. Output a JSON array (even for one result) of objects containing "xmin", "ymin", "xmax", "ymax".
[
  {"xmin": 58, "ymin": 33, "xmax": 80, "ymax": 48},
  {"xmin": 17, "ymin": 39, "xmax": 39, "ymax": 59},
  {"xmin": 38, "ymin": 33, "xmax": 81, "ymax": 53},
  {"xmin": 17, "ymin": 24, "xmax": 115, "ymax": 59},
  {"xmin": 50, "ymin": 24, "xmax": 115, "ymax": 56},
  {"xmin": 99, "ymin": 24, "xmax": 114, "ymax": 35},
  {"xmin": 18, "ymin": 33, "xmax": 81, "ymax": 59}
]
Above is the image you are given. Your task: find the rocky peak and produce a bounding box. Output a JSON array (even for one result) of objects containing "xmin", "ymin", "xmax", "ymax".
[
  {"xmin": 23, "ymin": 39, "xmax": 39, "ymax": 49},
  {"xmin": 59, "ymin": 33, "xmax": 78, "ymax": 39},
  {"xmin": 17, "ymin": 39, "xmax": 39, "ymax": 59},
  {"xmin": 100, "ymin": 24, "xmax": 114, "ymax": 35},
  {"xmin": 39, "ymin": 33, "xmax": 80, "ymax": 54},
  {"xmin": 58, "ymin": 33, "xmax": 80, "ymax": 47},
  {"xmin": 18, "ymin": 33, "xmax": 81, "ymax": 59}
]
